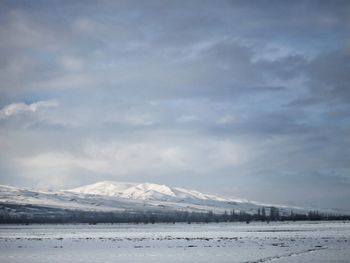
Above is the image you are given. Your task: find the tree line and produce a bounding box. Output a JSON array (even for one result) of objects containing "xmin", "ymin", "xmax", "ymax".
[{"xmin": 0, "ymin": 204, "xmax": 349, "ymax": 224}]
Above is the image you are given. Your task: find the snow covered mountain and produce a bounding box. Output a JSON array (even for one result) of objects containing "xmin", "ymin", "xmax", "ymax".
[
  {"xmin": 0, "ymin": 181, "xmax": 300, "ymax": 218},
  {"xmin": 68, "ymin": 181, "xmax": 230, "ymax": 202},
  {"xmin": 1, "ymin": 181, "xmax": 346, "ymax": 223}
]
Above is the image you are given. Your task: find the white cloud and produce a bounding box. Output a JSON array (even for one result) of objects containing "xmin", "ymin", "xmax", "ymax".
[{"xmin": 0, "ymin": 100, "xmax": 59, "ymax": 118}]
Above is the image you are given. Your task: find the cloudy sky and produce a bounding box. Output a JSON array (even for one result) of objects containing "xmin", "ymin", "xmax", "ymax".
[{"xmin": 0, "ymin": 0, "xmax": 349, "ymax": 210}]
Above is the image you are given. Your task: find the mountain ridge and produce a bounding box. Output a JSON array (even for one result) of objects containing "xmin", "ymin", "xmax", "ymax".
[
  {"xmin": 1, "ymin": 181, "xmax": 348, "ymax": 222},
  {"xmin": 67, "ymin": 181, "xmax": 240, "ymax": 203}
]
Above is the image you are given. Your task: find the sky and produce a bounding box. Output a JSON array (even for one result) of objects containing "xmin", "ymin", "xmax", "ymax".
[{"xmin": 0, "ymin": 0, "xmax": 349, "ymax": 210}]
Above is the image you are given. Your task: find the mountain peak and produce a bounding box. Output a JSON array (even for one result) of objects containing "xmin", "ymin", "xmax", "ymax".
[
  {"xmin": 68, "ymin": 181, "xmax": 208, "ymax": 201},
  {"xmin": 68, "ymin": 181, "xmax": 177, "ymax": 199},
  {"xmin": 68, "ymin": 181, "xmax": 136, "ymax": 196},
  {"xmin": 134, "ymin": 183, "xmax": 176, "ymax": 196}
]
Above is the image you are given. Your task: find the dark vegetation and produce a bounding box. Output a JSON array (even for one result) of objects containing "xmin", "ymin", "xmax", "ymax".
[{"xmin": 0, "ymin": 203, "xmax": 349, "ymax": 224}]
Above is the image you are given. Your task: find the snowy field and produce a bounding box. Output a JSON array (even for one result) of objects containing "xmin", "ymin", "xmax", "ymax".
[{"xmin": 0, "ymin": 221, "xmax": 349, "ymax": 263}]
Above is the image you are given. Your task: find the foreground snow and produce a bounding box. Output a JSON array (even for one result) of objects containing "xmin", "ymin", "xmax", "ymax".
[{"xmin": 0, "ymin": 221, "xmax": 349, "ymax": 262}]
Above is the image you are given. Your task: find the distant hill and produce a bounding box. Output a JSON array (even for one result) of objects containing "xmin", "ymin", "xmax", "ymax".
[{"xmin": 0, "ymin": 181, "xmax": 348, "ymax": 223}]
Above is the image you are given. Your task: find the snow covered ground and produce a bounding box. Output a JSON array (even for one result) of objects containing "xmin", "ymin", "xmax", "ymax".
[{"xmin": 0, "ymin": 221, "xmax": 349, "ymax": 262}]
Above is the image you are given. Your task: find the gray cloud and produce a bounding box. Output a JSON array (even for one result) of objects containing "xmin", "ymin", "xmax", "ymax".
[{"xmin": 0, "ymin": 0, "xmax": 349, "ymax": 209}]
